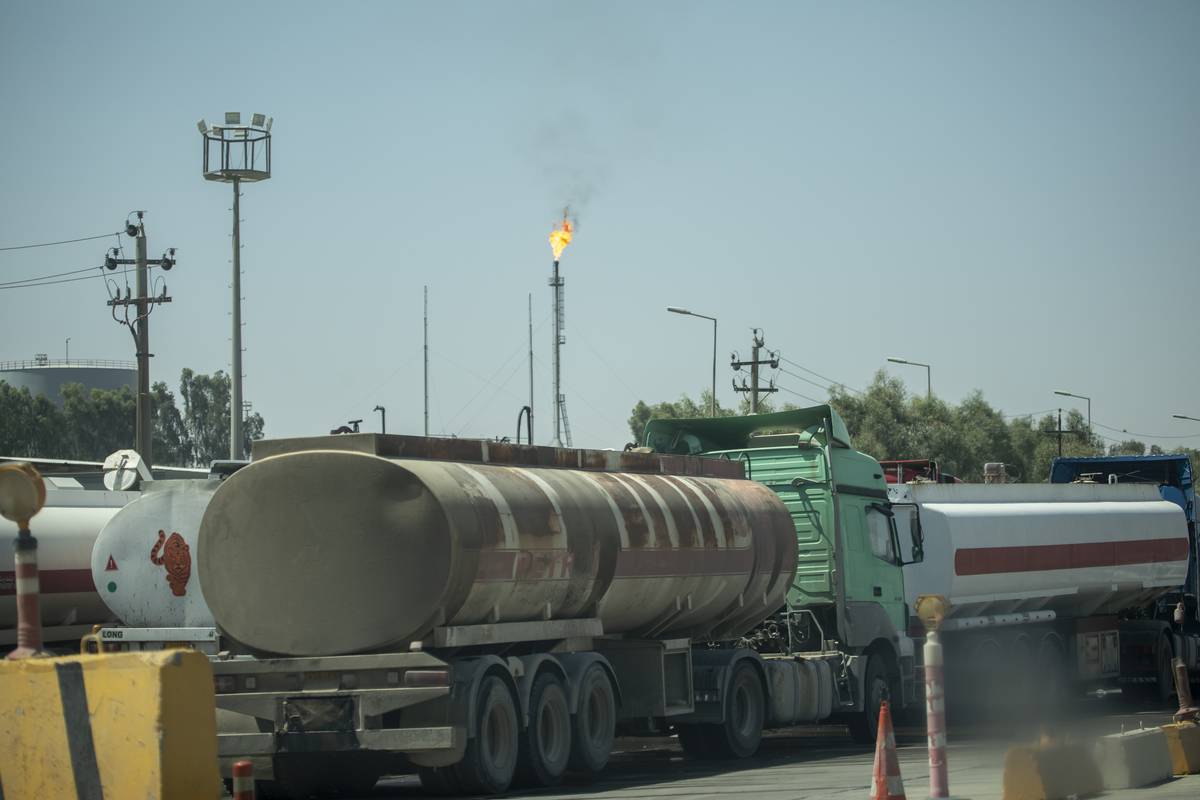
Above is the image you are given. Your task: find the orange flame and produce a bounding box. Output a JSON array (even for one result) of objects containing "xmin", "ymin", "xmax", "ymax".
[{"xmin": 549, "ymin": 215, "xmax": 573, "ymax": 261}]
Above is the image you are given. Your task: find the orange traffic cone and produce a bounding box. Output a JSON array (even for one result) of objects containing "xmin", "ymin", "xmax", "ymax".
[{"xmin": 871, "ymin": 700, "xmax": 906, "ymax": 800}]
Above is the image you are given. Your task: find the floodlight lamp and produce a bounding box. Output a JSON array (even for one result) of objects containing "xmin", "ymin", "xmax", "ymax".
[
  {"xmin": 251, "ymin": 113, "xmax": 265, "ymax": 127},
  {"xmin": 197, "ymin": 119, "xmax": 208, "ymax": 135},
  {"xmin": 225, "ymin": 112, "xmax": 241, "ymax": 125},
  {"xmin": 264, "ymin": 117, "xmax": 273, "ymax": 132},
  {"xmin": 211, "ymin": 126, "xmax": 223, "ymax": 138}
]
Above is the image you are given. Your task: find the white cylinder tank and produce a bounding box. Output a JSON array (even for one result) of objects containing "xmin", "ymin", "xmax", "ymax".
[
  {"xmin": 892, "ymin": 483, "xmax": 1189, "ymax": 620},
  {"xmin": 90, "ymin": 480, "xmax": 218, "ymax": 628}
]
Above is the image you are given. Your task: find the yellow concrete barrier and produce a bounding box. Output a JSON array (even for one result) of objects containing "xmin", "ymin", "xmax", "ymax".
[
  {"xmin": 0, "ymin": 649, "xmax": 221, "ymax": 799},
  {"xmin": 1001, "ymin": 740, "xmax": 1102, "ymax": 800},
  {"xmin": 1161, "ymin": 722, "xmax": 1200, "ymax": 775}
]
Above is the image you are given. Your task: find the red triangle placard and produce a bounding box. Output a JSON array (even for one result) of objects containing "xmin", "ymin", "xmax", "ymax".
[{"xmin": 105, "ymin": 555, "xmax": 118, "ymax": 572}]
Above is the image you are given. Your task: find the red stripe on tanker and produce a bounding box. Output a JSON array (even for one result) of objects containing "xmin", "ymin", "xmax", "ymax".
[
  {"xmin": 955, "ymin": 537, "xmax": 1189, "ymax": 576},
  {"xmin": 197, "ymin": 451, "xmax": 797, "ymax": 657}
]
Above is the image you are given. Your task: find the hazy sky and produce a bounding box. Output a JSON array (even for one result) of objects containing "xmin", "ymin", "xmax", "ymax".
[{"xmin": 2, "ymin": 2, "xmax": 1198, "ymax": 453}]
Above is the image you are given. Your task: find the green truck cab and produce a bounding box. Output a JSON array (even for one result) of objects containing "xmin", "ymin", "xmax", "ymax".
[{"xmin": 643, "ymin": 406, "xmax": 922, "ymax": 737}]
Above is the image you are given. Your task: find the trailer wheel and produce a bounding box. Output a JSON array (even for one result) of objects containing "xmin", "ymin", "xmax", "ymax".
[
  {"xmin": 454, "ymin": 673, "xmax": 519, "ymax": 794},
  {"xmin": 517, "ymin": 671, "xmax": 572, "ymax": 786},
  {"xmin": 677, "ymin": 661, "xmax": 765, "ymax": 759},
  {"xmin": 568, "ymin": 663, "xmax": 616, "ymax": 774},
  {"xmin": 848, "ymin": 655, "xmax": 888, "ymax": 745}
]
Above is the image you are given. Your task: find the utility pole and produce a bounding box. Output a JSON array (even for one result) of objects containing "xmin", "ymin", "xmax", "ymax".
[
  {"xmin": 230, "ymin": 176, "xmax": 244, "ymax": 460},
  {"xmin": 104, "ymin": 212, "xmax": 176, "ymax": 469},
  {"xmin": 731, "ymin": 329, "xmax": 779, "ymax": 413},
  {"xmin": 1042, "ymin": 408, "xmax": 1080, "ymax": 458},
  {"xmin": 528, "ymin": 292, "xmax": 534, "ymax": 442},
  {"xmin": 424, "ymin": 285, "xmax": 429, "ymax": 437}
]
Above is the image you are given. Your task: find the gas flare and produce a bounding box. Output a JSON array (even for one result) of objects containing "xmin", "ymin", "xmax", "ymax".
[{"xmin": 548, "ymin": 214, "xmax": 573, "ymax": 261}]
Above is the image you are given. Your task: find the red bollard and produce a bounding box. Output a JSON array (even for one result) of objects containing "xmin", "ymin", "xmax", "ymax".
[
  {"xmin": 232, "ymin": 760, "xmax": 255, "ymax": 800},
  {"xmin": 1, "ymin": 463, "xmax": 47, "ymax": 660}
]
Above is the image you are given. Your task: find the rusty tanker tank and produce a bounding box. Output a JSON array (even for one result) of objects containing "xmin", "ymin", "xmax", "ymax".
[{"xmin": 197, "ymin": 436, "xmax": 797, "ymax": 657}]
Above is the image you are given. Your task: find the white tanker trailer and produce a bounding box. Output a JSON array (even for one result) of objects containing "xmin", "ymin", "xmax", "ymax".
[
  {"xmin": 1, "ymin": 488, "xmax": 138, "ymax": 649},
  {"xmin": 88, "ymin": 408, "xmax": 1200, "ymax": 798},
  {"xmin": 891, "ymin": 482, "xmax": 1195, "ymax": 705}
]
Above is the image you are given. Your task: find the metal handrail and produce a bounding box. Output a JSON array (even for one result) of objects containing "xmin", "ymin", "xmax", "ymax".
[{"xmin": 0, "ymin": 358, "xmax": 135, "ymax": 370}]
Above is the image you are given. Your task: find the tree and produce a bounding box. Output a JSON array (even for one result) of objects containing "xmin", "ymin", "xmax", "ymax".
[
  {"xmin": 60, "ymin": 382, "xmax": 136, "ymax": 462},
  {"xmin": 178, "ymin": 369, "xmax": 265, "ymax": 465},
  {"xmin": 627, "ymin": 390, "xmax": 734, "ymax": 443},
  {"xmin": 1109, "ymin": 439, "xmax": 1147, "ymax": 456},
  {"xmin": 0, "ymin": 369, "xmax": 266, "ymax": 466},
  {"xmin": 633, "ymin": 372, "xmax": 1114, "ymax": 482}
]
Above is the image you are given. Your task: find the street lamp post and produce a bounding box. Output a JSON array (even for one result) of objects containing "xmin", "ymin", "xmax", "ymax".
[
  {"xmin": 668, "ymin": 307, "xmax": 717, "ymax": 417},
  {"xmin": 64, "ymin": 337, "xmax": 70, "ymax": 362},
  {"xmin": 887, "ymin": 357, "xmax": 931, "ymax": 398},
  {"xmin": 1054, "ymin": 390, "xmax": 1091, "ymax": 428}
]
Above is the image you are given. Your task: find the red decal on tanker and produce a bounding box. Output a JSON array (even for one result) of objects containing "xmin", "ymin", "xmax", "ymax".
[
  {"xmin": 150, "ymin": 529, "xmax": 191, "ymax": 597},
  {"xmin": 954, "ymin": 537, "xmax": 1189, "ymax": 576},
  {"xmin": 105, "ymin": 555, "xmax": 118, "ymax": 572}
]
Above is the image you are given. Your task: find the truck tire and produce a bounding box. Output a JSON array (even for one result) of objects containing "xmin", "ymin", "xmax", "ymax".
[
  {"xmin": 517, "ymin": 672, "xmax": 572, "ymax": 786},
  {"xmin": 454, "ymin": 673, "xmax": 519, "ymax": 794},
  {"xmin": 568, "ymin": 663, "xmax": 616, "ymax": 774},
  {"xmin": 677, "ymin": 661, "xmax": 765, "ymax": 760},
  {"xmin": 848, "ymin": 655, "xmax": 887, "ymax": 745}
]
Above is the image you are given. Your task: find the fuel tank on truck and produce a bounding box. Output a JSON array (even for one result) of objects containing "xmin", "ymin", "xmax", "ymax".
[
  {"xmin": 91, "ymin": 480, "xmax": 219, "ymax": 628},
  {"xmin": 892, "ymin": 483, "xmax": 1189, "ymax": 621},
  {"xmin": 198, "ymin": 438, "xmax": 798, "ymax": 657},
  {"xmin": 2, "ymin": 488, "xmax": 138, "ymax": 647}
]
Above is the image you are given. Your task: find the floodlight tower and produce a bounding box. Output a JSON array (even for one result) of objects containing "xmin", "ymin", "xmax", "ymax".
[{"xmin": 198, "ymin": 112, "xmax": 272, "ymax": 460}]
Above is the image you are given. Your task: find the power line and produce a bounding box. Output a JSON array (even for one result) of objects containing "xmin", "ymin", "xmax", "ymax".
[
  {"xmin": 0, "ymin": 265, "xmax": 104, "ymax": 288},
  {"xmin": 0, "ymin": 231, "xmax": 122, "ymax": 252},
  {"xmin": 0, "ymin": 269, "xmax": 110, "ymax": 290},
  {"xmin": 1092, "ymin": 420, "xmax": 1200, "ymax": 440},
  {"xmin": 780, "ymin": 357, "xmax": 862, "ymax": 394},
  {"xmin": 778, "ymin": 366, "xmax": 835, "ymax": 396},
  {"xmin": 775, "ymin": 382, "xmax": 825, "ymax": 405}
]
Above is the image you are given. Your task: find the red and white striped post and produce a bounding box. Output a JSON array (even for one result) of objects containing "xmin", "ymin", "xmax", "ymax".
[
  {"xmin": 232, "ymin": 760, "xmax": 256, "ymax": 800},
  {"xmin": 915, "ymin": 594, "xmax": 953, "ymax": 800},
  {"xmin": 1, "ymin": 463, "xmax": 47, "ymax": 661},
  {"xmin": 924, "ymin": 630, "xmax": 949, "ymax": 798}
]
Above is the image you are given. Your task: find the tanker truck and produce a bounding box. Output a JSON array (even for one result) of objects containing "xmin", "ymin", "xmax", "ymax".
[{"xmin": 88, "ymin": 407, "xmax": 1195, "ymax": 797}]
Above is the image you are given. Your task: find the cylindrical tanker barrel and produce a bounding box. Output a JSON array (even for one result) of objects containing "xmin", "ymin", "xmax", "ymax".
[
  {"xmin": 1, "ymin": 491, "xmax": 136, "ymax": 642},
  {"xmin": 91, "ymin": 480, "xmax": 219, "ymax": 628},
  {"xmin": 199, "ymin": 451, "xmax": 797, "ymax": 657}
]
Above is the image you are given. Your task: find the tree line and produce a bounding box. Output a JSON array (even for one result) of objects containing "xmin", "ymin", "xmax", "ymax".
[
  {"xmin": 0, "ymin": 369, "xmax": 265, "ymax": 467},
  {"xmin": 629, "ymin": 371, "xmax": 1199, "ymax": 482}
]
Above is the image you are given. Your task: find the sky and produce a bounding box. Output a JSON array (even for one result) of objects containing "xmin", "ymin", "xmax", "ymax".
[{"xmin": 1, "ymin": 2, "xmax": 1199, "ymax": 453}]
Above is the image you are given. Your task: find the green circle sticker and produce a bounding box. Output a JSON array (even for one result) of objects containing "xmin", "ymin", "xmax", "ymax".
[{"xmin": 106, "ymin": 581, "xmax": 117, "ymax": 593}]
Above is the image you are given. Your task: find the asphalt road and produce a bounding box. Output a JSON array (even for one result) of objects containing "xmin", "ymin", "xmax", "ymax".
[{"xmin": 353, "ymin": 699, "xmax": 1198, "ymax": 799}]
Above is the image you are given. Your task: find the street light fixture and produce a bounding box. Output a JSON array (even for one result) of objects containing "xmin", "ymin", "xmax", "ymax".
[
  {"xmin": 887, "ymin": 357, "xmax": 931, "ymax": 398},
  {"xmin": 1053, "ymin": 390, "xmax": 1091, "ymax": 428},
  {"xmin": 668, "ymin": 306, "xmax": 718, "ymax": 417},
  {"xmin": 1173, "ymin": 414, "xmax": 1200, "ymax": 423}
]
